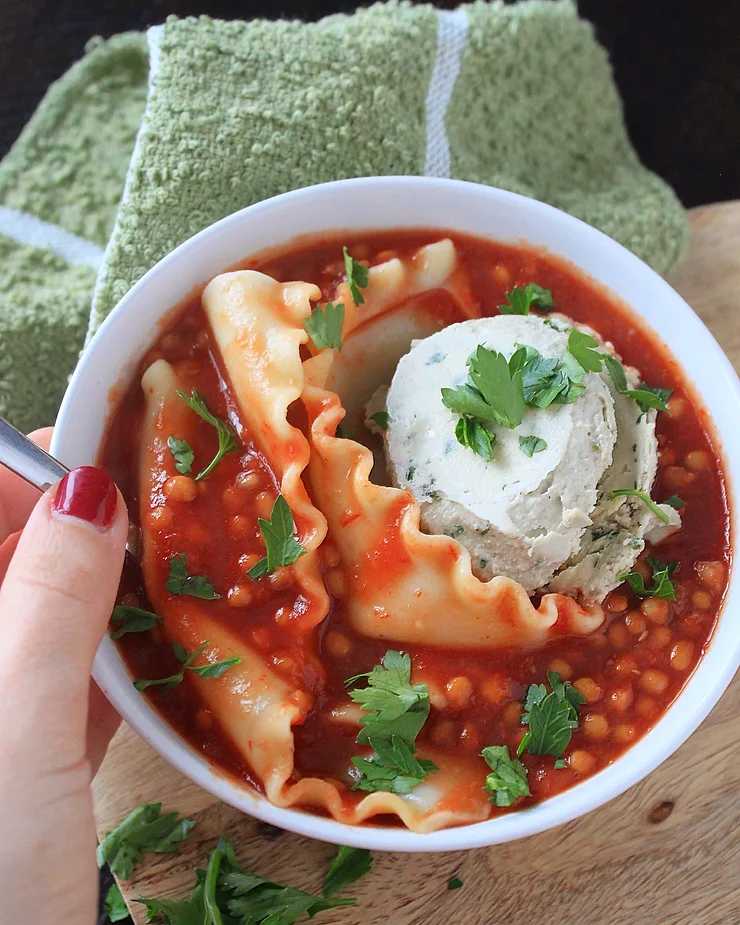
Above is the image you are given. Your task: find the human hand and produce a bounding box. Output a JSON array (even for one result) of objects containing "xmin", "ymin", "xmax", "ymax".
[{"xmin": 0, "ymin": 430, "xmax": 128, "ymax": 925}]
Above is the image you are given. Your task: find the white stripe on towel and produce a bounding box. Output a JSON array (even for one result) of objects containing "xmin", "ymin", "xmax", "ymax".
[
  {"xmin": 0, "ymin": 205, "xmax": 103, "ymax": 269},
  {"xmin": 423, "ymin": 8, "xmax": 470, "ymax": 178}
]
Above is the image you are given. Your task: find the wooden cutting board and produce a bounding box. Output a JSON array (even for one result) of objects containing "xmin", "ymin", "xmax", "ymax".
[{"xmin": 93, "ymin": 202, "xmax": 740, "ymax": 925}]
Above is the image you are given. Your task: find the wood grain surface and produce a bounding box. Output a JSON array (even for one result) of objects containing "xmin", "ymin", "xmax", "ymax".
[{"xmin": 93, "ymin": 202, "xmax": 740, "ymax": 925}]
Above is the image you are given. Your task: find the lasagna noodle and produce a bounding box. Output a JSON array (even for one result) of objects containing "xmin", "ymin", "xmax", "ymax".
[
  {"xmin": 328, "ymin": 240, "xmax": 482, "ymax": 432},
  {"xmin": 138, "ymin": 359, "xmax": 300, "ymax": 792},
  {"xmin": 138, "ymin": 313, "xmax": 489, "ymax": 831},
  {"xmin": 201, "ymin": 271, "xmax": 329, "ymax": 631}
]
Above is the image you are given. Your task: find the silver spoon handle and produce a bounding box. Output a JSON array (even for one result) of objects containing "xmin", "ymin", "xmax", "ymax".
[{"xmin": 0, "ymin": 416, "xmax": 69, "ymax": 492}]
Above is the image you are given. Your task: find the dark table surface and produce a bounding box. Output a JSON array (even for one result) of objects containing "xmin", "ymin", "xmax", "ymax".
[{"xmin": 1, "ymin": 1, "xmax": 737, "ymax": 923}]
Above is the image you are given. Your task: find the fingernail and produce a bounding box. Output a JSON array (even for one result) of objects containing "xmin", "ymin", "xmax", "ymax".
[{"xmin": 52, "ymin": 466, "xmax": 118, "ymax": 530}]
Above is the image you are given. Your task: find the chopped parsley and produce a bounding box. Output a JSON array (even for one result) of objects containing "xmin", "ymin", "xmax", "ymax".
[
  {"xmin": 323, "ymin": 846, "xmax": 373, "ymax": 898},
  {"xmin": 176, "ymin": 389, "xmax": 237, "ymax": 480},
  {"xmin": 368, "ymin": 410, "xmax": 389, "ymax": 431},
  {"xmin": 137, "ymin": 837, "xmax": 354, "ymax": 925},
  {"xmin": 554, "ymin": 758, "xmax": 568, "ymax": 769},
  {"xmin": 443, "ymin": 320, "xmax": 670, "ymax": 463},
  {"xmin": 567, "ymin": 329, "xmax": 604, "ymax": 373},
  {"xmin": 304, "ymin": 300, "xmax": 345, "ymax": 350},
  {"xmin": 134, "ymin": 641, "xmax": 241, "ymax": 691},
  {"xmin": 620, "ymin": 555, "xmax": 678, "ymax": 600},
  {"xmin": 97, "ymin": 801, "xmax": 195, "ymax": 880},
  {"xmin": 663, "ymin": 494, "xmax": 686, "ymax": 509},
  {"xmin": 110, "ymin": 605, "xmax": 162, "ymax": 639},
  {"xmin": 611, "ymin": 488, "xmax": 671, "ymax": 524},
  {"xmin": 247, "ymin": 494, "xmax": 307, "ymax": 579},
  {"xmin": 455, "ymin": 415, "xmax": 496, "ymax": 460},
  {"xmin": 448, "ymin": 877, "xmax": 464, "ymax": 890},
  {"xmin": 498, "ymin": 283, "xmax": 553, "ymax": 315},
  {"xmin": 189, "ymin": 654, "xmax": 242, "ymax": 679},
  {"xmin": 103, "ymin": 883, "xmax": 129, "ymax": 922},
  {"xmin": 560, "ymin": 332, "xmax": 671, "ymax": 412},
  {"xmin": 481, "ymin": 745, "xmax": 530, "ymax": 806},
  {"xmin": 519, "ymin": 435, "xmax": 547, "ymax": 457},
  {"xmin": 347, "ymin": 650, "xmax": 437, "ymax": 794},
  {"xmin": 601, "ymin": 354, "xmax": 671, "ymax": 412},
  {"xmin": 166, "ymin": 553, "xmax": 220, "ymax": 599},
  {"xmin": 167, "ymin": 436, "xmax": 194, "ymax": 475},
  {"xmin": 442, "ymin": 345, "xmax": 525, "ymax": 432},
  {"xmin": 343, "ymin": 246, "xmax": 370, "ymax": 306},
  {"xmin": 518, "ymin": 671, "xmax": 585, "ymax": 758},
  {"xmin": 510, "ymin": 344, "xmax": 586, "ymax": 408}
]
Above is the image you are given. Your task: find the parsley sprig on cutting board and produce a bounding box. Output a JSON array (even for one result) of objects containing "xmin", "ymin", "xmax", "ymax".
[{"xmin": 346, "ymin": 650, "xmax": 438, "ymax": 794}]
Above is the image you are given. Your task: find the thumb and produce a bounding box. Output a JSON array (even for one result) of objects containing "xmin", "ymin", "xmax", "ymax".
[{"xmin": 0, "ymin": 466, "xmax": 128, "ymax": 769}]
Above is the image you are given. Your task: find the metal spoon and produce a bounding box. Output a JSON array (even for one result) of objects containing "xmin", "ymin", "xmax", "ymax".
[
  {"xmin": 0, "ymin": 415, "xmax": 142, "ymax": 572},
  {"xmin": 0, "ymin": 415, "xmax": 69, "ymax": 491}
]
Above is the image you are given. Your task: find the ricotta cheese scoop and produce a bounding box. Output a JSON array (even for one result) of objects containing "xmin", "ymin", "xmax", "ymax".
[{"xmin": 382, "ymin": 314, "xmax": 678, "ymax": 600}]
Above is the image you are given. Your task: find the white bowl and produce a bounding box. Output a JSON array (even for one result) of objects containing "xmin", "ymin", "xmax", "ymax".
[{"xmin": 53, "ymin": 177, "xmax": 740, "ymax": 852}]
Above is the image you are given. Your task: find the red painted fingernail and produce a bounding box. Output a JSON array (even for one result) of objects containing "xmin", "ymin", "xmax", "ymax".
[{"xmin": 52, "ymin": 466, "xmax": 118, "ymax": 530}]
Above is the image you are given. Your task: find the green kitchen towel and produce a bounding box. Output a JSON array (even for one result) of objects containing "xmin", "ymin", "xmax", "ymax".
[{"xmin": 0, "ymin": 0, "xmax": 689, "ymax": 434}]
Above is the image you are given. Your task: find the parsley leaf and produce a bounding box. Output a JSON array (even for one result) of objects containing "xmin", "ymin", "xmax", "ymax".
[
  {"xmin": 620, "ymin": 555, "xmax": 678, "ymax": 600},
  {"xmin": 176, "ymin": 389, "xmax": 237, "ymax": 480},
  {"xmin": 638, "ymin": 383, "xmax": 673, "ymax": 410},
  {"xmin": 611, "ymin": 488, "xmax": 671, "ymax": 524},
  {"xmin": 352, "ymin": 736, "xmax": 438, "ymax": 794},
  {"xmin": 247, "ymin": 494, "xmax": 306, "ymax": 579},
  {"xmin": 347, "ymin": 650, "xmax": 431, "ymax": 745},
  {"xmin": 467, "ymin": 345, "xmax": 526, "ymax": 429},
  {"xmin": 168, "ymin": 436, "xmax": 194, "ymax": 475},
  {"xmin": 347, "ymin": 650, "xmax": 437, "ymax": 793},
  {"xmin": 481, "ymin": 745, "xmax": 531, "ymax": 806},
  {"xmin": 104, "ymin": 883, "xmax": 130, "ymax": 922},
  {"xmin": 97, "ymin": 802, "xmax": 195, "ymax": 881},
  {"xmin": 511, "ymin": 344, "xmax": 585, "ymax": 408},
  {"xmin": 663, "ymin": 494, "xmax": 686, "ymax": 509},
  {"xmin": 368, "ymin": 410, "xmax": 389, "ymax": 431},
  {"xmin": 343, "ymin": 246, "xmax": 369, "ymax": 306},
  {"xmin": 133, "ymin": 641, "xmax": 209, "ymax": 691},
  {"xmin": 134, "ymin": 642, "xmax": 241, "ymax": 691},
  {"xmin": 304, "ymin": 301, "xmax": 345, "ymax": 351},
  {"xmin": 448, "ymin": 877, "xmax": 464, "ymax": 890},
  {"xmin": 602, "ymin": 354, "xmax": 670, "ymax": 412},
  {"xmin": 110, "ymin": 605, "xmax": 162, "ymax": 640},
  {"xmin": 455, "ymin": 415, "xmax": 496, "ymax": 460},
  {"xmin": 519, "ymin": 435, "xmax": 547, "ymax": 457},
  {"xmin": 567, "ymin": 329, "xmax": 603, "ymax": 373},
  {"xmin": 498, "ymin": 283, "xmax": 553, "ymax": 315},
  {"xmin": 166, "ymin": 553, "xmax": 220, "ymax": 599},
  {"xmin": 442, "ymin": 346, "xmax": 526, "ymax": 431},
  {"xmin": 218, "ymin": 838, "xmax": 355, "ymax": 923},
  {"xmin": 323, "ymin": 846, "xmax": 373, "ymax": 898},
  {"xmin": 518, "ymin": 671, "xmax": 585, "ymax": 758},
  {"xmin": 441, "ymin": 383, "xmax": 502, "ymax": 424},
  {"xmin": 554, "ymin": 758, "xmax": 568, "ymax": 769},
  {"xmin": 138, "ymin": 837, "xmax": 355, "ymax": 925},
  {"xmin": 188, "ymin": 655, "xmax": 243, "ymax": 680}
]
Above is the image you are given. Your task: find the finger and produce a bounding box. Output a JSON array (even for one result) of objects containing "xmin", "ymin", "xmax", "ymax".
[
  {"xmin": 87, "ymin": 679, "xmax": 121, "ymax": 776},
  {"xmin": 0, "ymin": 427, "xmax": 53, "ymax": 542},
  {"xmin": 0, "ymin": 466, "xmax": 128, "ymax": 769},
  {"xmin": 0, "ymin": 531, "xmax": 21, "ymax": 584}
]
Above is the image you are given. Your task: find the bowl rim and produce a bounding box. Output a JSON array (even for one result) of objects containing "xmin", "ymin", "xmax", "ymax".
[{"xmin": 53, "ymin": 176, "xmax": 740, "ymax": 852}]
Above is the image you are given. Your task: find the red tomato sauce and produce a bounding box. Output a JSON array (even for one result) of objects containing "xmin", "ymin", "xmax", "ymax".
[{"xmin": 102, "ymin": 230, "xmax": 730, "ymax": 820}]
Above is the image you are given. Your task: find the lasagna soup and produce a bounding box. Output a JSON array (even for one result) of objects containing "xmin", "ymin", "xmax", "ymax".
[{"xmin": 103, "ymin": 231, "xmax": 729, "ymax": 833}]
